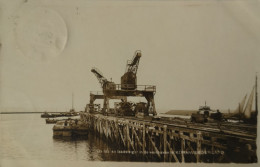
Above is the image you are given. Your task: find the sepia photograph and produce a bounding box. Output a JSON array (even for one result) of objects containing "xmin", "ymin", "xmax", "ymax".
[{"xmin": 0, "ymin": 0, "xmax": 259, "ymax": 166}]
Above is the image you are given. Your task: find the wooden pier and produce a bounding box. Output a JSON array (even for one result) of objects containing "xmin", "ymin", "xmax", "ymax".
[{"xmin": 81, "ymin": 113, "xmax": 257, "ymax": 163}]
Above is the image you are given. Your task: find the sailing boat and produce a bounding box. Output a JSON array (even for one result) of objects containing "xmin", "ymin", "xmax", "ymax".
[
  {"xmin": 243, "ymin": 86, "xmax": 255, "ymax": 119},
  {"xmin": 233, "ymin": 94, "xmax": 247, "ymax": 118},
  {"xmin": 65, "ymin": 93, "xmax": 77, "ymax": 116},
  {"xmin": 229, "ymin": 75, "xmax": 258, "ymax": 124},
  {"xmin": 70, "ymin": 93, "xmax": 75, "ymax": 112},
  {"xmin": 242, "ymin": 75, "xmax": 258, "ymax": 124}
]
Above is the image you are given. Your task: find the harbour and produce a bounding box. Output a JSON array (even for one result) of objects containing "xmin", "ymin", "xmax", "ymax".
[
  {"xmin": 36, "ymin": 50, "xmax": 258, "ymax": 163},
  {"xmin": 1, "ymin": 0, "xmax": 259, "ymax": 166},
  {"xmin": 1, "ymin": 50, "xmax": 258, "ymax": 164}
]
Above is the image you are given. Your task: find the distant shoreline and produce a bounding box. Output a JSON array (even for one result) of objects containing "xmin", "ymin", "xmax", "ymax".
[
  {"xmin": 0, "ymin": 112, "xmax": 61, "ymax": 114},
  {"xmin": 165, "ymin": 109, "xmax": 233, "ymax": 116}
]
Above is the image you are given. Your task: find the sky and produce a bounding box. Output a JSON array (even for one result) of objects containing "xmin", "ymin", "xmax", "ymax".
[{"xmin": 0, "ymin": 0, "xmax": 259, "ymax": 113}]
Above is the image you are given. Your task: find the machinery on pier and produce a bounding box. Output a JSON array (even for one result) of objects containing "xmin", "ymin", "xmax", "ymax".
[
  {"xmin": 114, "ymin": 101, "xmax": 136, "ymax": 116},
  {"xmin": 121, "ymin": 50, "xmax": 141, "ymax": 90},
  {"xmin": 134, "ymin": 102, "xmax": 149, "ymax": 118},
  {"xmin": 90, "ymin": 50, "xmax": 157, "ymax": 116}
]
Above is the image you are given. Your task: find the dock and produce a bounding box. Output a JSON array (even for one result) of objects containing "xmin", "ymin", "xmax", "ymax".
[
  {"xmin": 80, "ymin": 113, "xmax": 257, "ymax": 163},
  {"xmin": 48, "ymin": 50, "xmax": 257, "ymax": 163}
]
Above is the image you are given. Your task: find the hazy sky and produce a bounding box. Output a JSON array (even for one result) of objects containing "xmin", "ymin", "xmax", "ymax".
[{"xmin": 0, "ymin": 0, "xmax": 259, "ymax": 113}]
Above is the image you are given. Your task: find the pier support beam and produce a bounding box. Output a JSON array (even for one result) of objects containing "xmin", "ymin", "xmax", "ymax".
[
  {"xmin": 83, "ymin": 113, "xmax": 257, "ymax": 163},
  {"xmin": 197, "ymin": 132, "xmax": 202, "ymax": 162},
  {"xmin": 180, "ymin": 132, "xmax": 185, "ymax": 162},
  {"xmin": 163, "ymin": 125, "xmax": 167, "ymax": 162},
  {"xmin": 148, "ymin": 133, "xmax": 161, "ymax": 159},
  {"xmin": 142, "ymin": 124, "xmax": 146, "ymax": 155},
  {"xmin": 166, "ymin": 140, "xmax": 179, "ymax": 162},
  {"xmin": 105, "ymin": 119, "xmax": 108, "ymax": 138},
  {"xmin": 126, "ymin": 121, "xmax": 130, "ymax": 151}
]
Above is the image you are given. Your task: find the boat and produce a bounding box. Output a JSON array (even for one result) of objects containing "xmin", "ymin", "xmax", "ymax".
[
  {"xmin": 191, "ymin": 102, "xmax": 222, "ymax": 123},
  {"xmin": 41, "ymin": 111, "xmax": 78, "ymax": 119},
  {"xmin": 59, "ymin": 93, "xmax": 79, "ymax": 117},
  {"xmin": 224, "ymin": 75, "xmax": 258, "ymax": 124},
  {"xmin": 41, "ymin": 112, "xmax": 56, "ymax": 118},
  {"xmin": 64, "ymin": 109, "xmax": 78, "ymax": 117},
  {"xmin": 42, "ymin": 94, "xmax": 79, "ymax": 119},
  {"xmin": 52, "ymin": 119, "xmax": 89, "ymax": 137},
  {"xmin": 45, "ymin": 118, "xmax": 58, "ymax": 124},
  {"xmin": 243, "ymin": 84, "xmax": 257, "ymax": 124},
  {"xmin": 46, "ymin": 117, "xmax": 80, "ymax": 124}
]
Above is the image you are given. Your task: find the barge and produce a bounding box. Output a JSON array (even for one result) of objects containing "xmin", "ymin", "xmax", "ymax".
[{"xmin": 52, "ymin": 119, "xmax": 89, "ymax": 137}]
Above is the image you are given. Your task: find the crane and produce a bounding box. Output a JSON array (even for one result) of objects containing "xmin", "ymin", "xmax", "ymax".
[
  {"xmin": 121, "ymin": 50, "xmax": 142, "ymax": 90},
  {"xmin": 125, "ymin": 50, "xmax": 141, "ymax": 74},
  {"xmin": 91, "ymin": 67, "xmax": 108, "ymax": 88},
  {"xmin": 90, "ymin": 50, "xmax": 157, "ymax": 116},
  {"xmin": 91, "ymin": 67, "xmax": 116, "ymax": 91}
]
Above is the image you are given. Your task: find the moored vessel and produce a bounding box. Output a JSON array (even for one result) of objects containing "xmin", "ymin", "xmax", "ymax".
[{"xmin": 52, "ymin": 119, "xmax": 89, "ymax": 137}]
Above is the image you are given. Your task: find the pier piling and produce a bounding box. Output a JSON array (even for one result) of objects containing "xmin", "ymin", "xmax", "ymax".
[{"xmin": 84, "ymin": 113, "xmax": 257, "ymax": 163}]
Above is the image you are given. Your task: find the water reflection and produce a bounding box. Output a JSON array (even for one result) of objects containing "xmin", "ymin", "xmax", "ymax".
[
  {"xmin": 52, "ymin": 133, "xmax": 144, "ymax": 161},
  {"xmin": 1, "ymin": 114, "xmax": 146, "ymax": 162}
]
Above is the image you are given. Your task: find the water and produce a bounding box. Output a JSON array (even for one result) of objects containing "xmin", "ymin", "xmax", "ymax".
[{"xmin": 0, "ymin": 114, "xmax": 146, "ymax": 166}]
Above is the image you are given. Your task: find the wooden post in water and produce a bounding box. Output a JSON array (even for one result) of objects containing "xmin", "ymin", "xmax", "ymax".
[
  {"xmin": 180, "ymin": 132, "xmax": 185, "ymax": 162},
  {"xmin": 100, "ymin": 119, "xmax": 103, "ymax": 136},
  {"xmin": 142, "ymin": 124, "xmax": 146, "ymax": 155},
  {"xmin": 211, "ymin": 137, "xmax": 216, "ymax": 162},
  {"xmin": 97, "ymin": 118, "xmax": 100, "ymax": 134},
  {"xmin": 169, "ymin": 139, "xmax": 172, "ymax": 162},
  {"xmin": 163, "ymin": 125, "xmax": 167, "ymax": 162},
  {"xmin": 94, "ymin": 119, "xmax": 97, "ymax": 132},
  {"xmin": 105, "ymin": 119, "xmax": 108, "ymax": 139},
  {"xmin": 131, "ymin": 124, "xmax": 136, "ymax": 151},
  {"xmin": 115, "ymin": 120, "xmax": 119, "ymax": 143},
  {"xmin": 126, "ymin": 121, "xmax": 130, "ymax": 151},
  {"xmin": 197, "ymin": 132, "xmax": 202, "ymax": 162},
  {"xmin": 95, "ymin": 118, "xmax": 98, "ymax": 132},
  {"xmin": 159, "ymin": 133, "xmax": 162, "ymax": 151}
]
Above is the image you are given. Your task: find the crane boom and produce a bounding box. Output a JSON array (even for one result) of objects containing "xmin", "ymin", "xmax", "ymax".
[
  {"xmin": 125, "ymin": 50, "xmax": 141, "ymax": 74},
  {"xmin": 91, "ymin": 67, "xmax": 108, "ymax": 87}
]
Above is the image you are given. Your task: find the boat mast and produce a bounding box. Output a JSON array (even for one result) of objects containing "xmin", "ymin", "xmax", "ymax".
[
  {"xmin": 72, "ymin": 93, "xmax": 74, "ymax": 110},
  {"xmin": 256, "ymin": 74, "xmax": 258, "ymax": 114},
  {"xmin": 238, "ymin": 103, "xmax": 241, "ymax": 121}
]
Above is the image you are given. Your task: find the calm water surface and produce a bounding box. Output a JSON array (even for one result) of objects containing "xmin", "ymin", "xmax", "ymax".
[{"xmin": 0, "ymin": 114, "xmax": 140, "ymax": 165}]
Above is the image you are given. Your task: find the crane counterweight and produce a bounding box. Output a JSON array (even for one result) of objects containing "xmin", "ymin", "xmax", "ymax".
[{"xmin": 121, "ymin": 50, "xmax": 142, "ymax": 90}]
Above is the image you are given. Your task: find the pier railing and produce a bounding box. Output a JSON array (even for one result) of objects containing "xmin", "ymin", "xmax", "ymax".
[
  {"xmin": 104, "ymin": 84, "xmax": 156, "ymax": 92},
  {"xmin": 90, "ymin": 91, "xmax": 104, "ymax": 95}
]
